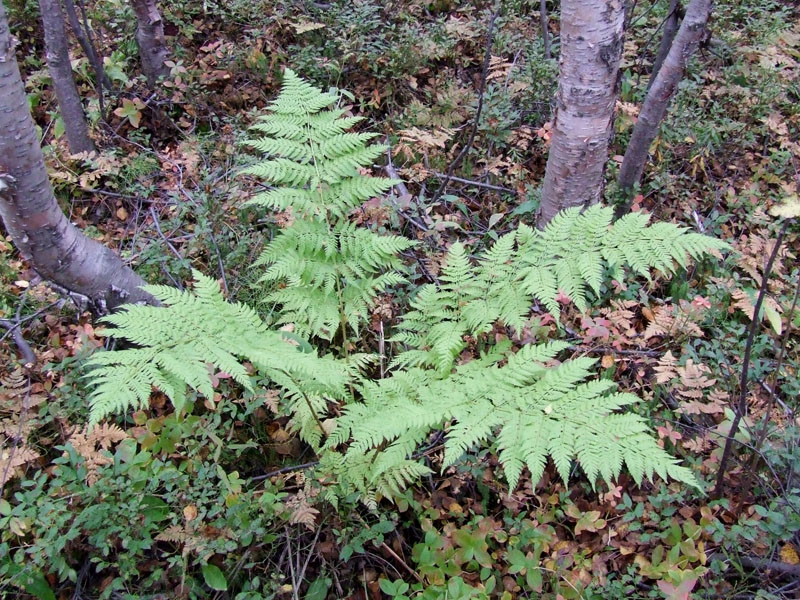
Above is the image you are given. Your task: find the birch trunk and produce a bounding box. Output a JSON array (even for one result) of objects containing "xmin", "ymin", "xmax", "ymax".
[
  {"xmin": 39, "ymin": 0, "xmax": 95, "ymax": 154},
  {"xmin": 0, "ymin": 3, "xmax": 154, "ymax": 311},
  {"xmin": 618, "ymin": 0, "xmax": 712, "ymax": 192},
  {"xmin": 130, "ymin": 0, "xmax": 169, "ymax": 86},
  {"xmin": 538, "ymin": 0, "xmax": 626, "ymax": 226}
]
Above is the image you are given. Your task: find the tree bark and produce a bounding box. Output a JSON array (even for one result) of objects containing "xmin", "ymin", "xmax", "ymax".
[
  {"xmin": 38, "ymin": 0, "xmax": 95, "ymax": 154},
  {"xmin": 618, "ymin": 0, "xmax": 712, "ymax": 193},
  {"xmin": 648, "ymin": 0, "xmax": 683, "ymax": 90},
  {"xmin": 130, "ymin": 0, "xmax": 169, "ymax": 86},
  {"xmin": 0, "ymin": 3, "xmax": 154, "ymax": 311},
  {"xmin": 538, "ymin": 0, "xmax": 626, "ymax": 226}
]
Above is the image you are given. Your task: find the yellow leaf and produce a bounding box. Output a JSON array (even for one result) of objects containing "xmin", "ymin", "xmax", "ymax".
[
  {"xmin": 292, "ymin": 21, "xmax": 325, "ymax": 33},
  {"xmin": 184, "ymin": 504, "xmax": 198, "ymax": 522},
  {"xmin": 780, "ymin": 543, "xmax": 800, "ymax": 565}
]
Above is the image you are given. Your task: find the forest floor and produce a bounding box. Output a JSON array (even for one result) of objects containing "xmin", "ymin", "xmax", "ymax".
[{"xmin": 1, "ymin": 0, "xmax": 800, "ymax": 598}]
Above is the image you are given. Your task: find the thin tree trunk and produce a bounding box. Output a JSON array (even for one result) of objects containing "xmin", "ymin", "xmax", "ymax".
[
  {"xmin": 0, "ymin": 3, "xmax": 154, "ymax": 311},
  {"xmin": 539, "ymin": 0, "xmax": 550, "ymax": 60},
  {"xmin": 38, "ymin": 0, "xmax": 95, "ymax": 154},
  {"xmin": 538, "ymin": 0, "xmax": 626, "ymax": 226},
  {"xmin": 648, "ymin": 0, "xmax": 683, "ymax": 90},
  {"xmin": 130, "ymin": 0, "xmax": 169, "ymax": 86},
  {"xmin": 618, "ymin": 0, "xmax": 712, "ymax": 193},
  {"xmin": 62, "ymin": 0, "xmax": 111, "ymax": 114}
]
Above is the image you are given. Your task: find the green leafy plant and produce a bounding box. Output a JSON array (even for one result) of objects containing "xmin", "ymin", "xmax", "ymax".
[
  {"xmin": 85, "ymin": 70, "xmax": 729, "ymax": 502},
  {"xmin": 85, "ymin": 270, "xmax": 348, "ymax": 446},
  {"xmin": 394, "ymin": 205, "xmax": 728, "ymax": 373},
  {"xmin": 241, "ymin": 68, "xmax": 414, "ymax": 339}
]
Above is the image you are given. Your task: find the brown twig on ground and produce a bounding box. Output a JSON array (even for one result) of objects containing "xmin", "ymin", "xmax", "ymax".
[{"xmin": 431, "ymin": 171, "xmax": 517, "ymax": 195}]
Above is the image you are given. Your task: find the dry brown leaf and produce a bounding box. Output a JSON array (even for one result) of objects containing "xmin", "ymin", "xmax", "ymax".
[
  {"xmin": 184, "ymin": 504, "xmax": 198, "ymax": 522},
  {"xmin": 157, "ymin": 524, "xmax": 190, "ymax": 544},
  {"xmin": 677, "ymin": 360, "xmax": 716, "ymax": 399},
  {"xmin": 67, "ymin": 424, "xmax": 128, "ymax": 485},
  {"xmin": 89, "ymin": 423, "xmax": 128, "ymax": 450},
  {"xmin": 0, "ymin": 445, "xmax": 40, "ymax": 487},
  {"xmin": 398, "ymin": 127, "xmax": 456, "ymax": 150},
  {"xmin": 731, "ymin": 288, "xmax": 782, "ymax": 322},
  {"xmin": 653, "ymin": 351, "xmax": 678, "ymax": 384},
  {"xmin": 644, "ymin": 303, "xmax": 704, "ymax": 340},
  {"xmin": 780, "ymin": 543, "xmax": 800, "ymax": 565},
  {"xmin": 287, "ymin": 490, "xmax": 319, "ymax": 530}
]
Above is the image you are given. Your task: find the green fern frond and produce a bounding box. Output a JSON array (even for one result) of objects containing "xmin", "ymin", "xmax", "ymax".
[
  {"xmin": 85, "ymin": 271, "xmax": 348, "ymax": 428},
  {"xmin": 337, "ymin": 341, "xmax": 701, "ymax": 495},
  {"xmin": 393, "ymin": 204, "xmax": 729, "ymax": 373},
  {"xmin": 241, "ymin": 70, "xmax": 414, "ymax": 339},
  {"xmin": 256, "ymin": 219, "xmax": 413, "ymax": 338}
]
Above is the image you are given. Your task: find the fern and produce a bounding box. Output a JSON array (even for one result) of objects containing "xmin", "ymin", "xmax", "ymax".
[
  {"xmin": 334, "ymin": 340, "xmax": 698, "ymax": 493},
  {"xmin": 257, "ymin": 220, "xmax": 410, "ymax": 338},
  {"xmin": 393, "ymin": 204, "xmax": 728, "ymax": 373},
  {"xmin": 85, "ymin": 271, "xmax": 348, "ymax": 444},
  {"xmin": 82, "ymin": 72, "xmax": 728, "ymax": 502},
  {"xmin": 242, "ymin": 69, "xmax": 413, "ymax": 338}
]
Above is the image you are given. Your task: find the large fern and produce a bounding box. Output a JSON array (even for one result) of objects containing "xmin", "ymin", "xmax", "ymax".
[
  {"xmin": 83, "ymin": 72, "xmax": 730, "ymax": 501},
  {"xmin": 393, "ymin": 204, "xmax": 728, "ymax": 373},
  {"xmin": 242, "ymin": 69, "xmax": 414, "ymax": 339}
]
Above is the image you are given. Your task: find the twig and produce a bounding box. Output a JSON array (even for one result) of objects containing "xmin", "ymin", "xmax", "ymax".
[
  {"xmin": 384, "ymin": 149, "xmax": 430, "ymax": 232},
  {"xmin": 740, "ymin": 261, "xmax": 800, "ymax": 496},
  {"xmin": 738, "ymin": 555, "xmax": 800, "ymax": 578},
  {"xmin": 713, "ymin": 220, "xmax": 788, "ymax": 498},
  {"xmin": 149, "ymin": 205, "xmax": 185, "ymax": 264},
  {"xmin": 0, "ymin": 290, "xmax": 37, "ymax": 365},
  {"xmin": 430, "ymin": 171, "xmax": 516, "ymax": 195},
  {"xmin": 297, "ymin": 526, "xmax": 322, "ymax": 591},
  {"xmin": 568, "ymin": 345, "xmax": 664, "ymax": 357},
  {"xmin": 354, "ymin": 513, "xmax": 422, "ymax": 582},
  {"xmin": 251, "ymin": 460, "xmax": 320, "ymax": 482},
  {"xmin": 62, "ymin": 0, "xmax": 109, "ymax": 117},
  {"xmin": 429, "ymin": 3, "xmax": 500, "ymax": 205},
  {"xmin": 383, "ymin": 147, "xmax": 409, "ymax": 198},
  {"xmin": 0, "ymin": 322, "xmax": 36, "ymax": 365},
  {"xmin": 285, "ymin": 528, "xmax": 299, "ymax": 600}
]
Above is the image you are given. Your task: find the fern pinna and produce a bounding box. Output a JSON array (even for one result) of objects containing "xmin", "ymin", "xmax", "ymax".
[
  {"xmin": 84, "ymin": 70, "xmax": 731, "ymax": 501},
  {"xmin": 241, "ymin": 69, "xmax": 414, "ymax": 340}
]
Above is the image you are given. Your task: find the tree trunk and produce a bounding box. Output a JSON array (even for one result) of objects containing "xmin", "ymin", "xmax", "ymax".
[
  {"xmin": 0, "ymin": 3, "xmax": 154, "ymax": 311},
  {"xmin": 538, "ymin": 0, "xmax": 626, "ymax": 226},
  {"xmin": 38, "ymin": 0, "xmax": 95, "ymax": 154},
  {"xmin": 130, "ymin": 0, "xmax": 169, "ymax": 86},
  {"xmin": 62, "ymin": 0, "xmax": 111, "ymax": 104},
  {"xmin": 618, "ymin": 0, "xmax": 712, "ymax": 193},
  {"xmin": 648, "ymin": 0, "xmax": 683, "ymax": 90},
  {"xmin": 539, "ymin": 0, "xmax": 550, "ymax": 60}
]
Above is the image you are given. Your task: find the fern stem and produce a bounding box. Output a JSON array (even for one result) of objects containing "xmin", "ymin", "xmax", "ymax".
[{"xmin": 281, "ymin": 369, "xmax": 327, "ymax": 440}]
